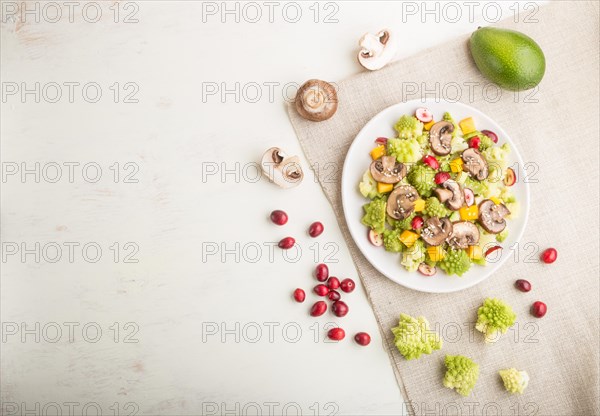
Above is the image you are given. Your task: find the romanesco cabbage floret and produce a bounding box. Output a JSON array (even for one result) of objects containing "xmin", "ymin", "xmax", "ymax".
[
  {"xmin": 499, "ymin": 368, "xmax": 529, "ymax": 394},
  {"xmin": 358, "ymin": 169, "xmax": 380, "ymax": 199},
  {"xmin": 416, "ymin": 132, "xmax": 430, "ymax": 148},
  {"xmin": 383, "ymin": 229, "xmax": 403, "ymax": 253},
  {"xmin": 394, "ymin": 115, "xmax": 423, "ymax": 139},
  {"xmin": 464, "ymin": 176, "xmax": 488, "ymax": 196},
  {"xmin": 443, "ymin": 355, "xmax": 479, "ymax": 396},
  {"xmin": 391, "ymin": 313, "xmax": 442, "ymax": 360},
  {"xmin": 479, "ymin": 134, "xmax": 495, "ymax": 151},
  {"xmin": 496, "ymin": 229, "xmax": 509, "ymax": 243},
  {"xmin": 483, "ymin": 143, "xmax": 511, "ymax": 178},
  {"xmin": 439, "ymin": 248, "xmax": 471, "ymax": 276},
  {"xmin": 361, "ymin": 198, "xmax": 387, "ymax": 234},
  {"xmin": 407, "ymin": 164, "xmax": 436, "ymax": 197},
  {"xmin": 387, "ymin": 138, "xmax": 423, "ymax": 163},
  {"xmin": 389, "ymin": 212, "xmax": 416, "ymax": 231},
  {"xmin": 401, "ymin": 239, "xmax": 425, "ymax": 272},
  {"xmin": 475, "ymin": 298, "xmax": 516, "ymax": 343},
  {"xmin": 424, "ymin": 196, "xmax": 452, "ymax": 218}
]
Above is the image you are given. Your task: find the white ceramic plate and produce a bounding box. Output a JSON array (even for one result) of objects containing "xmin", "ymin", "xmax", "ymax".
[{"xmin": 341, "ymin": 99, "xmax": 530, "ymax": 293}]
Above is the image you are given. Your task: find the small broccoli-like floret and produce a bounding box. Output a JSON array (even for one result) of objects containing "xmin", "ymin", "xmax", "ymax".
[
  {"xmin": 479, "ymin": 134, "xmax": 495, "ymax": 150},
  {"xmin": 475, "ymin": 298, "xmax": 517, "ymax": 343},
  {"xmin": 389, "ymin": 211, "xmax": 416, "ymax": 231},
  {"xmin": 464, "ymin": 176, "xmax": 487, "ymax": 196},
  {"xmin": 424, "ymin": 196, "xmax": 452, "ymax": 218},
  {"xmin": 401, "ymin": 239, "xmax": 426, "ymax": 272},
  {"xmin": 496, "ymin": 229, "xmax": 509, "ymax": 242},
  {"xmin": 416, "ymin": 132, "xmax": 430, "ymax": 148},
  {"xmin": 394, "ymin": 115, "xmax": 423, "ymax": 139},
  {"xmin": 499, "ymin": 368, "xmax": 529, "ymax": 394},
  {"xmin": 358, "ymin": 169, "xmax": 380, "ymax": 199},
  {"xmin": 383, "ymin": 229, "xmax": 403, "ymax": 253},
  {"xmin": 407, "ymin": 164, "xmax": 436, "ymax": 197},
  {"xmin": 439, "ymin": 248, "xmax": 471, "ymax": 276},
  {"xmin": 391, "ymin": 313, "xmax": 442, "ymax": 360},
  {"xmin": 361, "ymin": 198, "xmax": 387, "ymax": 234},
  {"xmin": 443, "ymin": 355, "xmax": 479, "ymax": 396},
  {"xmin": 387, "ymin": 137, "xmax": 423, "ymax": 163}
]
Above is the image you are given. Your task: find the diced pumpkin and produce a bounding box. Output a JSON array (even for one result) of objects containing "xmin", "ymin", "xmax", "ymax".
[
  {"xmin": 427, "ymin": 246, "xmax": 446, "ymax": 262},
  {"xmin": 467, "ymin": 245, "xmax": 483, "ymax": 260},
  {"xmin": 399, "ymin": 230, "xmax": 419, "ymax": 248},
  {"xmin": 449, "ymin": 158, "xmax": 464, "ymax": 173},
  {"xmin": 371, "ymin": 145, "xmax": 386, "ymax": 160},
  {"xmin": 423, "ymin": 119, "xmax": 436, "ymax": 131},
  {"xmin": 413, "ymin": 199, "xmax": 426, "ymax": 212},
  {"xmin": 459, "ymin": 117, "xmax": 476, "ymax": 135},
  {"xmin": 490, "ymin": 197, "xmax": 503, "ymax": 205},
  {"xmin": 377, "ymin": 182, "xmax": 394, "ymax": 193},
  {"xmin": 459, "ymin": 205, "xmax": 479, "ymax": 221}
]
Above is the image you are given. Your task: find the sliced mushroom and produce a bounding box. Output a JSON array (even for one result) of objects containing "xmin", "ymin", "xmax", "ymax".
[
  {"xmin": 478, "ymin": 199, "xmax": 511, "ymax": 234},
  {"xmin": 442, "ymin": 180, "xmax": 464, "ymax": 211},
  {"xmin": 386, "ymin": 185, "xmax": 418, "ymax": 220},
  {"xmin": 462, "ymin": 148, "xmax": 489, "ymax": 180},
  {"xmin": 357, "ymin": 29, "xmax": 397, "ymax": 71},
  {"xmin": 370, "ymin": 156, "xmax": 406, "ymax": 184},
  {"xmin": 433, "ymin": 188, "xmax": 453, "ymax": 203},
  {"xmin": 261, "ymin": 147, "xmax": 304, "ymax": 189},
  {"xmin": 429, "ymin": 121, "xmax": 454, "ymax": 156},
  {"xmin": 447, "ymin": 221, "xmax": 480, "ymax": 249},
  {"xmin": 295, "ymin": 79, "xmax": 338, "ymax": 122},
  {"xmin": 420, "ymin": 217, "xmax": 453, "ymax": 246}
]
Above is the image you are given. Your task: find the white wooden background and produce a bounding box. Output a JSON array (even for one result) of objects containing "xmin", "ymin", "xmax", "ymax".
[{"xmin": 1, "ymin": 1, "xmax": 547, "ymax": 415}]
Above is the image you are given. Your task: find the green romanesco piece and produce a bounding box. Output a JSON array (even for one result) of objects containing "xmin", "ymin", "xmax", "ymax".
[
  {"xmin": 475, "ymin": 298, "xmax": 517, "ymax": 343},
  {"xmin": 400, "ymin": 239, "xmax": 426, "ymax": 272},
  {"xmin": 407, "ymin": 164, "xmax": 436, "ymax": 197},
  {"xmin": 391, "ymin": 313, "xmax": 442, "ymax": 360},
  {"xmin": 424, "ymin": 196, "xmax": 452, "ymax": 218},
  {"xmin": 464, "ymin": 176, "xmax": 488, "ymax": 196},
  {"xmin": 439, "ymin": 248, "xmax": 471, "ymax": 276},
  {"xmin": 361, "ymin": 198, "xmax": 387, "ymax": 234},
  {"xmin": 496, "ymin": 229, "xmax": 509, "ymax": 243},
  {"xmin": 383, "ymin": 229, "xmax": 403, "ymax": 253},
  {"xmin": 416, "ymin": 132, "xmax": 430, "ymax": 149},
  {"xmin": 443, "ymin": 355, "xmax": 480, "ymax": 396},
  {"xmin": 394, "ymin": 115, "xmax": 423, "ymax": 139},
  {"xmin": 387, "ymin": 137, "xmax": 423, "ymax": 163},
  {"xmin": 479, "ymin": 134, "xmax": 495, "ymax": 151},
  {"xmin": 358, "ymin": 169, "xmax": 380, "ymax": 199},
  {"xmin": 483, "ymin": 143, "xmax": 511, "ymax": 179},
  {"xmin": 389, "ymin": 212, "xmax": 416, "ymax": 231},
  {"xmin": 499, "ymin": 368, "xmax": 529, "ymax": 394}
]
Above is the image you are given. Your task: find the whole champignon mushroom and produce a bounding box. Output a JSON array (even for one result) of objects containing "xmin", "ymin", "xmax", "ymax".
[
  {"xmin": 386, "ymin": 185, "xmax": 418, "ymax": 220},
  {"xmin": 462, "ymin": 148, "xmax": 489, "ymax": 180},
  {"xmin": 357, "ymin": 29, "xmax": 398, "ymax": 71},
  {"xmin": 478, "ymin": 199, "xmax": 511, "ymax": 234},
  {"xmin": 295, "ymin": 79, "xmax": 338, "ymax": 122},
  {"xmin": 429, "ymin": 121, "xmax": 454, "ymax": 156},
  {"xmin": 420, "ymin": 217, "xmax": 453, "ymax": 246},
  {"xmin": 441, "ymin": 179, "xmax": 465, "ymax": 211},
  {"xmin": 260, "ymin": 147, "xmax": 304, "ymax": 189},
  {"xmin": 370, "ymin": 156, "xmax": 406, "ymax": 184},
  {"xmin": 434, "ymin": 187, "xmax": 453, "ymax": 203},
  {"xmin": 447, "ymin": 221, "xmax": 480, "ymax": 249}
]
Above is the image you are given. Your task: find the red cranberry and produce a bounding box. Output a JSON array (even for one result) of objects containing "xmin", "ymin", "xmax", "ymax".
[
  {"xmin": 422, "ymin": 155, "xmax": 439, "ymax": 170},
  {"xmin": 332, "ymin": 300, "xmax": 349, "ymax": 317},
  {"xmin": 411, "ymin": 216, "xmax": 424, "ymax": 230},
  {"xmin": 327, "ymin": 290, "xmax": 341, "ymax": 301},
  {"xmin": 328, "ymin": 327, "xmax": 345, "ymax": 341},
  {"xmin": 278, "ymin": 237, "xmax": 295, "ymax": 249},
  {"xmin": 308, "ymin": 221, "xmax": 324, "ymax": 238},
  {"xmin": 270, "ymin": 210, "xmax": 288, "ymax": 225},
  {"xmin": 315, "ymin": 263, "xmax": 329, "ymax": 282},
  {"xmin": 469, "ymin": 136, "xmax": 481, "ymax": 149},
  {"xmin": 531, "ymin": 301, "xmax": 547, "ymax": 318},
  {"xmin": 310, "ymin": 301, "xmax": 327, "ymax": 317},
  {"xmin": 354, "ymin": 332, "xmax": 371, "ymax": 346},
  {"xmin": 541, "ymin": 248, "xmax": 557, "ymax": 264},
  {"xmin": 375, "ymin": 137, "xmax": 388, "ymax": 146},
  {"xmin": 293, "ymin": 288, "xmax": 305, "ymax": 303},
  {"xmin": 434, "ymin": 172, "xmax": 450, "ymax": 184},
  {"xmin": 340, "ymin": 278, "xmax": 355, "ymax": 293},
  {"xmin": 515, "ymin": 279, "xmax": 532, "ymax": 292},
  {"xmin": 327, "ymin": 277, "xmax": 340, "ymax": 290},
  {"xmin": 481, "ymin": 129, "xmax": 498, "ymax": 143},
  {"xmin": 314, "ymin": 284, "xmax": 329, "ymax": 297}
]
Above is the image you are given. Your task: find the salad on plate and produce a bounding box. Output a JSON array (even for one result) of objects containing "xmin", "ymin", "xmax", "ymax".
[{"xmin": 359, "ymin": 108, "xmax": 519, "ymax": 277}]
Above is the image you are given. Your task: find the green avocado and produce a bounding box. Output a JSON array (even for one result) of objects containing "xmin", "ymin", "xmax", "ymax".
[{"xmin": 470, "ymin": 27, "xmax": 546, "ymax": 91}]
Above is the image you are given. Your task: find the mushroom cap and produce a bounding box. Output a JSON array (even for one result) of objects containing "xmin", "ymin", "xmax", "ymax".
[
  {"xmin": 429, "ymin": 121, "xmax": 454, "ymax": 156},
  {"xmin": 421, "ymin": 217, "xmax": 453, "ymax": 246},
  {"xmin": 478, "ymin": 199, "xmax": 511, "ymax": 234},
  {"xmin": 442, "ymin": 179, "xmax": 465, "ymax": 211},
  {"xmin": 370, "ymin": 156, "xmax": 406, "ymax": 184},
  {"xmin": 295, "ymin": 80, "xmax": 338, "ymax": 122},
  {"xmin": 447, "ymin": 221, "xmax": 480, "ymax": 249},
  {"xmin": 386, "ymin": 185, "xmax": 418, "ymax": 220},
  {"xmin": 462, "ymin": 148, "xmax": 489, "ymax": 180},
  {"xmin": 433, "ymin": 187, "xmax": 453, "ymax": 203},
  {"xmin": 260, "ymin": 147, "xmax": 304, "ymax": 189},
  {"xmin": 357, "ymin": 29, "xmax": 397, "ymax": 71}
]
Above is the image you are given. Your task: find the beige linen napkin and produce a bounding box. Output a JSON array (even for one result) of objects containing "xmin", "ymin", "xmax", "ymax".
[{"xmin": 287, "ymin": 2, "xmax": 599, "ymax": 415}]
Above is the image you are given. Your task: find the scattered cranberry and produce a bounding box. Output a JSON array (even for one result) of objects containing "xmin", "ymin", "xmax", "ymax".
[
  {"xmin": 422, "ymin": 155, "xmax": 439, "ymax": 170},
  {"xmin": 541, "ymin": 248, "xmax": 557, "ymax": 264},
  {"xmin": 308, "ymin": 221, "xmax": 324, "ymax": 238},
  {"xmin": 368, "ymin": 229, "xmax": 383, "ymax": 246},
  {"xmin": 375, "ymin": 137, "xmax": 388, "ymax": 146},
  {"xmin": 415, "ymin": 107, "xmax": 433, "ymax": 123},
  {"xmin": 531, "ymin": 301, "xmax": 547, "ymax": 318},
  {"xmin": 270, "ymin": 210, "xmax": 288, "ymax": 225},
  {"xmin": 481, "ymin": 129, "xmax": 498, "ymax": 143},
  {"xmin": 327, "ymin": 277, "xmax": 340, "ymax": 290},
  {"xmin": 293, "ymin": 288, "xmax": 306, "ymax": 303},
  {"xmin": 340, "ymin": 278, "xmax": 355, "ymax": 293},
  {"xmin": 469, "ymin": 136, "xmax": 481, "ymax": 149},
  {"xmin": 328, "ymin": 327, "xmax": 345, "ymax": 341},
  {"xmin": 314, "ymin": 284, "xmax": 329, "ymax": 297},
  {"xmin": 310, "ymin": 301, "xmax": 327, "ymax": 317},
  {"xmin": 434, "ymin": 172, "xmax": 451, "ymax": 184},
  {"xmin": 515, "ymin": 279, "xmax": 532, "ymax": 292},
  {"xmin": 354, "ymin": 332, "xmax": 371, "ymax": 346},
  {"xmin": 278, "ymin": 237, "xmax": 295, "ymax": 249},
  {"xmin": 327, "ymin": 290, "xmax": 341, "ymax": 301},
  {"xmin": 332, "ymin": 300, "xmax": 349, "ymax": 317},
  {"xmin": 315, "ymin": 263, "xmax": 329, "ymax": 282},
  {"xmin": 485, "ymin": 245, "xmax": 502, "ymax": 258},
  {"xmin": 411, "ymin": 216, "xmax": 424, "ymax": 230}
]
